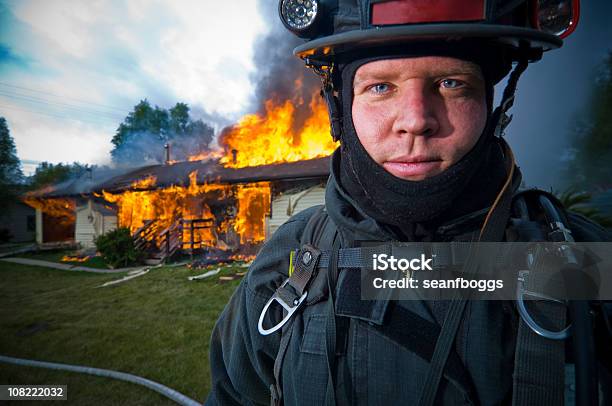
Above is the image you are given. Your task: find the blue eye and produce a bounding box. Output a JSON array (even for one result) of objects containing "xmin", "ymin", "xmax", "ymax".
[
  {"xmin": 370, "ymin": 83, "xmax": 390, "ymax": 94},
  {"xmin": 441, "ymin": 79, "xmax": 462, "ymax": 89}
]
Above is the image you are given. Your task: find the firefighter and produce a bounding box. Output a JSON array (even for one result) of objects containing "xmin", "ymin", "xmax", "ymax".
[{"xmin": 206, "ymin": 1, "xmax": 611, "ymax": 405}]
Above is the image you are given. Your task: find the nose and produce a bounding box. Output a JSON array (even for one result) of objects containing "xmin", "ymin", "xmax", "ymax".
[{"xmin": 391, "ymin": 83, "xmax": 440, "ymax": 137}]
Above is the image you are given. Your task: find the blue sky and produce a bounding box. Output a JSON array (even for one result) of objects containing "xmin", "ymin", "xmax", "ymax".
[
  {"xmin": 1, "ymin": 0, "xmax": 611, "ymax": 190},
  {"xmin": 0, "ymin": 0, "xmax": 265, "ymax": 173}
]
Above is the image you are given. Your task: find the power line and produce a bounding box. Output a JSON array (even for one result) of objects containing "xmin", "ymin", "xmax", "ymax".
[
  {"xmin": 0, "ymin": 90, "xmax": 124, "ymax": 120},
  {"xmin": 0, "ymin": 103, "xmax": 119, "ymax": 126},
  {"xmin": 0, "ymin": 81, "xmax": 127, "ymax": 113},
  {"xmin": 0, "ymin": 88, "xmax": 125, "ymax": 117}
]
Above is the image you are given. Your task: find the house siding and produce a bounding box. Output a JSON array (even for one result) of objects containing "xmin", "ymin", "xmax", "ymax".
[
  {"xmin": 267, "ymin": 185, "xmax": 326, "ymax": 238},
  {"xmin": 0, "ymin": 202, "xmax": 36, "ymax": 243},
  {"xmin": 75, "ymin": 200, "xmax": 117, "ymax": 248}
]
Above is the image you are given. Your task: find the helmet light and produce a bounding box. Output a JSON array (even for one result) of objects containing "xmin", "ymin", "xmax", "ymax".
[
  {"xmin": 280, "ymin": 0, "xmax": 320, "ymax": 37},
  {"xmin": 533, "ymin": 0, "xmax": 580, "ymax": 39}
]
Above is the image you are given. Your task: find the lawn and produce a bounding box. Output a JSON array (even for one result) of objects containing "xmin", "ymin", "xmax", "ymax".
[
  {"xmin": 16, "ymin": 249, "xmax": 111, "ymax": 269},
  {"xmin": 0, "ymin": 260, "xmax": 244, "ymax": 405}
]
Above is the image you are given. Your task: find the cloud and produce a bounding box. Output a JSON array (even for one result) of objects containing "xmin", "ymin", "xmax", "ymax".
[
  {"xmin": 1, "ymin": 0, "xmax": 266, "ymax": 165},
  {"xmin": 7, "ymin": 112, "xmax": 114, "ymax": 165}
]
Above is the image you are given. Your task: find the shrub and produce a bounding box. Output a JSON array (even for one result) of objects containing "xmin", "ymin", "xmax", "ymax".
[{"xmin": 94, "ymin": 227, "xmax": 142, "ymax": 268}]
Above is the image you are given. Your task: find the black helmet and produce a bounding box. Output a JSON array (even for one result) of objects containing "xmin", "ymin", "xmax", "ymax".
[
  {"xmin": 278, "ymin": 0, "xmax": 581, "ymax": 142},
  {"xmin": 279, "ymin": 0, "xmax": 580, "ymax": 64}
]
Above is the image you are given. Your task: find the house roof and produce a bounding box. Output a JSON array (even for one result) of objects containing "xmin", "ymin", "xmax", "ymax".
[
  {"xmin": 88, "ymin": 156, "xmax": 331, "ymax": 194},
  {"xmin": 25, "ymin": 167, "xmax": 127, "ymax": 199}
]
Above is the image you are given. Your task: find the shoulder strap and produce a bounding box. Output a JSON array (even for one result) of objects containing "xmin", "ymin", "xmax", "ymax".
[
  {"xmin": 271, "ymin": 205, "xmax": 339, "ymax": 406},
  {"xmin": 420, "ymin": 144, "xmax": 520, "ymax": 406},
  {"xmin": 510, "ymin": 190, "xmax": 567, "ymax": 406},
  {"xmin": 300, "ymin": 205, "xmax": 338, "ymax": 247}
]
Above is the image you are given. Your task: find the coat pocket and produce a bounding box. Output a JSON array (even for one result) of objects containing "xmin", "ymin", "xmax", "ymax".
[{"xmin": 299, "ymin": 314, "xmax": 327, "ymax": 355}]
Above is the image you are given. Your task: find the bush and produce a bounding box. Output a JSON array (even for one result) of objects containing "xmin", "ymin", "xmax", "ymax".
[{"xmin": 94, "ymin": 227, "xmax": 142, "ymax": 268}]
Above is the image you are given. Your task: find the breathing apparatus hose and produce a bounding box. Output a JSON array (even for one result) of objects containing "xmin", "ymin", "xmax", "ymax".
[
  {"xmin": 0, "ymin": 355, "xmax": 203, "ymax": 406},
  {"xmin": 570, "ymin": 301, "xmax": 599, "ymax": 406},
  {"xmin": 538, "ymin": 195, "xmax": 599, "ymax": 406}
]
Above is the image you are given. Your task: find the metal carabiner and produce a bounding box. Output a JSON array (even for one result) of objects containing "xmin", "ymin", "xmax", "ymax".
[
  {"xmin": 258, "ymin": 278, "xmax": 308, "ymax": 336},
  {"xmin": 516, "ymin": 270, "xmax": 572, "ymax": 340}
]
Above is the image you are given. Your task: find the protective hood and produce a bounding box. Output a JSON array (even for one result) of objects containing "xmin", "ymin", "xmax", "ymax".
[{"xmin": 332, "ymin": 55, "xmax": 515, "ymax": 241}]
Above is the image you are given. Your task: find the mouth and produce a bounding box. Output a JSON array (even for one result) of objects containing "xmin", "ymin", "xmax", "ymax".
[{"xmin": 382, "ymin": 157, "xmax": 443, "ymax": 180}]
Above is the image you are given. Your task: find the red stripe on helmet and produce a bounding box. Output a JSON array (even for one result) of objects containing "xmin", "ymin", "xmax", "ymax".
[{"xmin": 371, "ymin": 0, "xmax": 486, "ymax": 25}]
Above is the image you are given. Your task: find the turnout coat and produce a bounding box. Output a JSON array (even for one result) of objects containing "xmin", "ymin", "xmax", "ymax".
[{"xmin": 205, "ymin": 160, "xmax": 610, "ymax": 406}]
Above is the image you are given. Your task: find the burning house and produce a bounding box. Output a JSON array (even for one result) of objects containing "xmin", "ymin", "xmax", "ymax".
[
  {"xmin": 24, "ymin": 96, "xmax": 335, "ymax": 260},
  {"xmin": 99, "ymin": 155, "xmax": 330, "ymax": 257},
  {"xmin": 23, "ymin": 168, "xmax": 125, "ymax": 246},
  {"xmin": 24, "ymin": 8, "xmax": 338, "ymax": 260},
  {"xmin": 25, "ymin": 155, "xmax": 330, "ymax": 261}
]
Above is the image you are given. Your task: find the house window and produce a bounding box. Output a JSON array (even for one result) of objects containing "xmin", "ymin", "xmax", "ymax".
[{"xmin": 26, "ymin": 215, "xmax": 35, "ymax": 232}]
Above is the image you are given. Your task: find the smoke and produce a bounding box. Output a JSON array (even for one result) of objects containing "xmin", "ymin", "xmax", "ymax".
[
  {"xmin": 110, "ymin": 126, "xmax": 215, "ymax": 168},
  {"xmin": 109, "ymin": 99, "xmax": 217, "ymax": 168},
  {"xmin": 251, "ymin": 0, "xmax": 321, "ymax": 112},
  {"xmin": 218, "ymin": 0, "xmax": 323, "ymax": 150}
]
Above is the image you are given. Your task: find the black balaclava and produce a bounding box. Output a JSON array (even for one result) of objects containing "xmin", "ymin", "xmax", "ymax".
[{"xmin": 335, "ymin": 43, "xmax": 511, "ymax": 240}]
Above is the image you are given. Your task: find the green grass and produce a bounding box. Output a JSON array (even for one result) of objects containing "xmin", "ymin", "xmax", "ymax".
[
  {"xmin": 18, "ymin": 249, "xmax": 69, "ymax": 262},
  {"xmin": 16, "ymin": 249, "xmax": 111, "ymax": 269},
  {"xmin": 0, "ymin": 260, "xmax": 245, "ymax": 405}
]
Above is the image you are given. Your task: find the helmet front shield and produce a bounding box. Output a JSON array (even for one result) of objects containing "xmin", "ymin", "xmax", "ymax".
[{"xmin": 278, "ymin": 0, "xmax": 580, "ymax": 63}]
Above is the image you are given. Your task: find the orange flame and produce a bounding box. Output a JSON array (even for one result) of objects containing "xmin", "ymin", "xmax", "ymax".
[
  {"xmin": 100, "ymin": 92, "xmax": 333, "ymax": 251},
  {"xmin": 218, "ymin": 93, "xmax": 337, "ymax": 168},
  {"xmin": 61, "ymin": 255, "xmax": 90, "ymax": 262},
  {"xmin": 187, "ymin": 149, "xmax": 223, "ymax": 163},
  {"xmin": 131, "ymin": 175, "xmax": 157, "ymax": 189},
  {"xmin": 101, "ymin": 172, "xmax": 271, "ymax": 249},
  {"xmin": 234, "ymin": 184, "xmax": 271, "ymax": 244},
  {"xmin": 23, "ymin": 197, "xmax": 75, "ymax": 224}
]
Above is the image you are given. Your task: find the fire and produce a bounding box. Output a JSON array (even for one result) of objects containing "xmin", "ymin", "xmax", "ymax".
[
  {"xmin": 95, "ymin": 91, "xmax": 334, "ymax": 253},
  {"xmin": 234, "ymin": 184, "xmax": 271, "ymax": 244},
  {"xmin": 218, "ymin": 93, "xmax": 337, "ymax": 168},
  {"xmin": 101, "ymin": 171, "xmax": 271, "ymax": 249},
  {"xmin": 61, "ymin": 255, "xmax": 90, "ymax": 262},
  {"xmin": 131, "ymin": 175, "xmax": 157, "ymax": 190},
  {"xmin": 229, "ymin": 253, "xmax": 256, "ymax": 263},
  {"xmin": 187, "ymin": 149, "xmax": 223, "ymax": 163},
  {"xmin": 23, "ymin": 197, "xmax": 75, "ymax": 224}
]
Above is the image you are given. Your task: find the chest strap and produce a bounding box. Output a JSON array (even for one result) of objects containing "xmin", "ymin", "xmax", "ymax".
[{"xmin": 311, "ymin": 244, "xmax": 471, "ymax": 271}]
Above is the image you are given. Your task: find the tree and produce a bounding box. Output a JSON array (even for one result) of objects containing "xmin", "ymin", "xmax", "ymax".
[
  {"xmin": 28, "ymin": 162, "xmax": 88, "ymax": 190},
  {"xmin": 0, "ymin": 117, "xmax": 23, "ymax": 213},
  {"xmin": 0, "ymin": 117, "xmax": 23, "ymax": 185},
  {"xmin": 110, "ymin": 100, "xmax": 214, "ymax": 165},
  {"xmin": 111, "ymin": 100, "xmax": 168, "ymax": 163},
  {"xmin": 558, "ymin": 188, "xmax": 612, "ymax": 228},
  {"xmin": 169, "ymin": 102, "xmax": 190, "ymax": 135},
  {"xmin": 565, "ymin": 52, "xmax": 612, "ymax": 191}
]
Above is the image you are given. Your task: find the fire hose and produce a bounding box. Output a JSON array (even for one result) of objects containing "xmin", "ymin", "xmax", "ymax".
[{"xmin": 0, "ymin": 355, "xmax": 203, "ymax": 406}]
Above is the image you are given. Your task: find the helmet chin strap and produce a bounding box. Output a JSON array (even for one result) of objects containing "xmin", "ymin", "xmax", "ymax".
[
  {"xmin": 307, "ymin": 57, "xmax": 343, "ymax": 142},
  {"xmin": 491, "ymin": 57, "xmax": 529, "ymax": 138},
  {"xmin": 478, "ymin": 56, "xmax": 529, "ymax": 240}
]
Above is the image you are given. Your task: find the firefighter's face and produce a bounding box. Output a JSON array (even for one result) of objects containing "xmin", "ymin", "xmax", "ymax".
[{"xmin": 352, "ymin": 56, "xmax": 487, "ymax": 181}]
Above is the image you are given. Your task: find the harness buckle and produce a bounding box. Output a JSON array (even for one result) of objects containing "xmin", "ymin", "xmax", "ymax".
[
  {"xmin": 258, "ymin": 278, "xmax": 308, "ymax": 336},
  {"xmin": 516, "ymin": 270, "xmax": 572, "ymax": 340}
]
